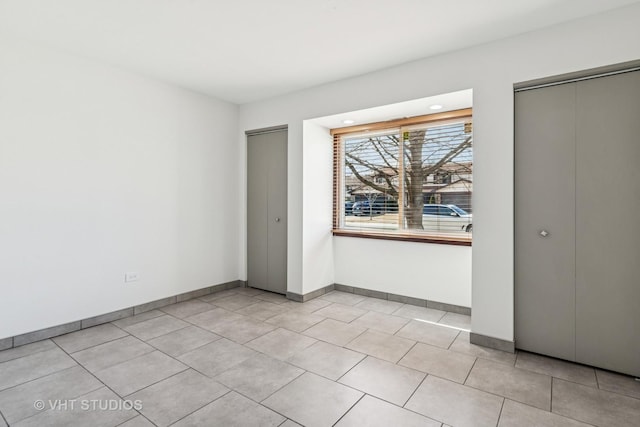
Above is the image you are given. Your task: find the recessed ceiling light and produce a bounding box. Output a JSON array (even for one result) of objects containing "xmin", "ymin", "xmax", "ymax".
[
  {"xmin": 343, "ymin": 119, "xmax": 355, "ymax": 124},
  {"xmin": 430, "ymin": 104, "xmax": 443, "ymax": 110}
]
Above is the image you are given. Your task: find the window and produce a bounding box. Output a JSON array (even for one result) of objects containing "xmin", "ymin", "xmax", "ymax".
[{"xmin": 332, "ymin": 109, "xmax": 472, "ymax": 245}]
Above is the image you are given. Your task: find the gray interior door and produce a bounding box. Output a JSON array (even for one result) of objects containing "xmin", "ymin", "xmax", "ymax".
[
  {"xmin": 515, "ymin": 69, "xmax": 640, "ymax": 377},
  {"xmin": 575, "ymin": 71, "xmax": 640, "ymax": 376},
  {"xmin": 247, "ymin": 129, "xmax": 287, "ymax": 294},
  {"xmin": 515, "ymin": 83, "xmax": 577, "ymax": 361}
]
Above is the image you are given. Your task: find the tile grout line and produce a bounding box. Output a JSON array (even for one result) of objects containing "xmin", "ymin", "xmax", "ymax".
[
  {"xmin": 340, "ymin": 324, "xmax": 371, "ymax": 349},
  {"xmin": 158, "ymin": 305, "xmax": 216, "ymax": 319},
  {"xmin": 395, "ymin": 339, "xmax": 419, "ymax": 365},
  {"xmin": 330, "ymin": 392, "xmax": 366, "ymax": 426},
  {"xmin": 461, "ymin": 380, "xmax": 556, "ymax": 415},
  {"xmin": 334, "ymin": 355, "xmax": 370, "ymax": 384},
  {"xmin": 494, "ymin": 398, "xmax": 506, "ymax": 427},
  {"xmin": 72, "ymin": 322, "xmax": 246, "ymax": 425},
  {"xmin": 84, "ymin": 345, "xmax": 184, "ymax": 385},
  {"xmin": 402, "ymin": 373, "xmax": 428, "ymax": 408},
  {"xmin": 251, "ymin": 369, "xmax": 306, "ymax": 404},
  {"xmin": 462, "ymin": 357, "xmax": 479, "ymax": 385},
  {"xmin": 61, "ymin": 332, "xmax": 134, "ymax": 356},
  {"xmin": 147, "ymin": 333, "xmax": 224, "ymax": 359},
  {"xmin": 399, "ymin": 376, "xmax": 457, "ymax": 427},
  {"xmin": 114, "ymin": 413, "xmax": 158, "ymax": 427},
  {"xmin": 446, "ymin": 330, "xmax": 461, "ymax": 350},
  {"xmin": 0, "ymin": 342, "xmax": 58, "ymax": 366},
  {"xmin": 120, "ymin": 366, "xmax": 190, "ymax": 400},
  {"xmin": 49, "ymin": 340, "xmax": 152, "ymax": 426},
  {"xmin": 163, "ymin": 389, "xmax": 233, "ymax": 427},
  {"xmin": 511, "ymin": 366, "xmax": 606, "ymax": 391},
  {"xmin": 501, "ymin": 398, "xmax": 599, "ymax": 427},
  {"xmin": 550, "ymin": 377, "xmax": 554, "ymax": 413},
  {"xmin": 116, "ymin": 323, "xmax": 193, "ymax": 346},
  {"xmin": 0, "ymin": 363, "xmax": 82, "ymax": 395}
]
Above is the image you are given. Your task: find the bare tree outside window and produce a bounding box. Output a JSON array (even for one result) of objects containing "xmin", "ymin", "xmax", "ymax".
[{"xmin": 342, "ymin": 121, "xmax": 472, "ymax": 233}]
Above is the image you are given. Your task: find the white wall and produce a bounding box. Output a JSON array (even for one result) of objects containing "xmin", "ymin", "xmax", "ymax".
[
  {"xmin": 238, "ymin": 3, "xmax": 640, "ymax": 342},
  {"xmin": 334, "ymin": 237, "xmax": 471, "ymax": 307},
  {"xmin": 0, "ymin": 37, "xmax": 239, "ymax": 339},
  {"xmin": 302, "ymin": 121, "xmax": 335, "ymax": 293}
]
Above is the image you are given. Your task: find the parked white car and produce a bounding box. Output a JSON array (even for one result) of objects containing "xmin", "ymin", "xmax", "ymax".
[{"xmin": 422, "ymin": 204, "xmax": 472, "ymax": 232}]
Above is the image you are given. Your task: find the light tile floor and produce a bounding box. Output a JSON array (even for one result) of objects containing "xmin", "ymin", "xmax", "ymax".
[{"xmin": 0, "ymin": 289, "xmax": 639, "ymax": 426}]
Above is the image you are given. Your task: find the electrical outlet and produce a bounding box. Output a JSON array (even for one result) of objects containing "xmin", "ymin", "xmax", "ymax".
[{"xmin": 124, "ymin": 272, "xmax": 139, "ymax": 283}]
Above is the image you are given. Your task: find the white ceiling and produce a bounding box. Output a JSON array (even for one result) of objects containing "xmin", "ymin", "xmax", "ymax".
[{"xmin": 0, "ymin": 0, "xmax": 638, "ymax": 104}]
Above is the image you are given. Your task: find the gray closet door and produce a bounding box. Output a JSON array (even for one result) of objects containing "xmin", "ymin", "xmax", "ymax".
[
  {"xmin": 515, "ymin": 69, "xmax": 640, "ymax": 377},
  {"xmin": 515, "ymin": 83, "xmax": 577, "ymax": 361},
  {"xmin": 247, "ymin": 129, "xmax": 287, "ymax": 294},
  {"xmin": 575, "ymin": 71, "xmax": 640, "ymax": 376}
]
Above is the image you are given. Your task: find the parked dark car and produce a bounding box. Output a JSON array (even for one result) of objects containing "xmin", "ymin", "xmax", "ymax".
[
  {"xmin": 353, "ymin": 199, "xmax": 398, "ymax": 216},
  {"xmin": 345, "ymin": 201, "xmax": 354, "ymax": 216}
]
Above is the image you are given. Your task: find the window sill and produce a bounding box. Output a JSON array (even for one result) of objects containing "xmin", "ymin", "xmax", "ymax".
[{"xmin": 332, "ymin": 229, "xmax": 472, "ymax": 246}]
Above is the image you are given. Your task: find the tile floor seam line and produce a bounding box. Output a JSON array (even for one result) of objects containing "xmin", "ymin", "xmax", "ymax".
[
  {"xmin": 122, "ymin": 365, "xmax": 194, "ymax": 400},
  {"xmin": 119, "ymin": 364, "xmax": 191, "ymax": 398},
  {"xmin": 591, "ymin": 385, "xmax": 640, "ymax": 402},
  {"xmin": 385, "ymin": 377, "xmax": 452, "ymax": 426},
  {"xmin": 49, "ymin": 339, "xmax": 149, "ymax": 424},
  {"xmin": 334, "ymin": 355, "xmax": 371, "ymax": 384},
  {"xmin": 89, "ymin": 347, "xmax": 174, "ymax": 377},
  {"xmin": 389, "ymin": 303, "xmax": 405, "ymax": 316},
  {"xmin": 446, "ymin": 330, "xmax": 461, "ymax": 350},
  {"xmin": 114, "ymin": 413, "xmax": 158, "ymax": 427},
  {"xmin": 462, "ymin": 356, "xmax": 479, "ymax": 385},
  {"xmin": 109, "ymin": 320, "xmax": 131, "ymax": 334},
  {"xmin": 127, "ymin": 320, "xmax": 193, "ymax": 342},
  {"xmin": 147, "ymin": 332, "xmax": 222, "ymax": 359},
  {"xmin": 163, "ymin": 389, "xmax": 233, "ymax": 427},
  {"xmin": 402, "ymin": 373, "xmax": 430, "ymax": 409},
  {"xmin": 295, "ymin": 319, "xmax": 324, "ymax": 335},
  {"xmin": 252, "ymin": 368, "xmax": 307, "ymax": 405},
  {"xmin": 395, "ymin": 339, "xmax": 419, "ymax": 366},
  {"xmin": 494, "ymin": 397, "xmax": 506, "ymax": 427},
  {"xmin": 459, "ymin": 380, "xmax": 550, "ymax": 410},
  {"xmin": 256, "ymin": 310, "xmax": 286, "ymax": 323},
  {"xmin": 0, "ymin": 343, "xmax": 56, "ymax": 366},
  {"xmin": 339, "ymin": 388, "xmax": 415, "ymax": 412},
  {"xmin": 515, "ymin": 364, "xmax": 602, "ymax": 391},
  {"xmin": 550, "ymin": 376, "xmax": 554, "ymax": 414},
  {"xmin": 347, "ymin": 309, "xmax": 369, "ymax": 324},
  {"xmin": 60, "ymin": 332, "xmax": 133, "ymax": 356},
  {"xmin": 181, "ymin": 314, "xmax": 241, "ymax": 333},
  {"xmin": 502, "ymin": 398, "xmax": 599, "ymax": 427},
  {"xmin": 339, "ymin": 325, "xmax": 370, "ymax": 349},
  {"xmin": 12, "ymin": 372, "xmax": 107, "ymax": 425},
  {"xmin": 0, "ymin": 364, "xmax": 85, "ymax": 395},
  {"xmin": 514, "ymin": 349, "xmax": 521, "ymax": 367},
  {"xmin": 257, "ymin": 403, "xmax": 292, "ymax": 427},
  {"xmin": 178, "ymin": 360, "xmax": 218, "ymax": 381},
  {"xmin": 330, "ymin": 392, "xmax": 366, "ymax": 427}
]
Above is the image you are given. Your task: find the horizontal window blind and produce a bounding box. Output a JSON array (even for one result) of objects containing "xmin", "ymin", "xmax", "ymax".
[{"xmin": 333, "ymin": 109, "xmax": 473, "ymax": 243}]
